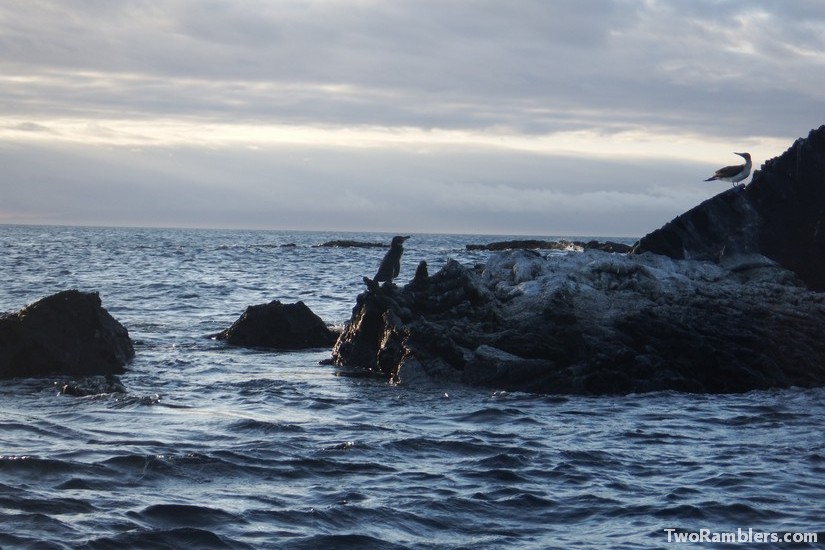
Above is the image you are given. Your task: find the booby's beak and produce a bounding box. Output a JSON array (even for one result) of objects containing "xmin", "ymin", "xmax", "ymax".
[{"xmin": 734, "ymin": 152, "xmax": 746, "ymax": 158}]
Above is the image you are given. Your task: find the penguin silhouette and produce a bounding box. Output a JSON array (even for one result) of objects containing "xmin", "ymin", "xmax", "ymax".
[{"xmin": 373, "ymin": 235, "xmax": 410, "ymax": 283}]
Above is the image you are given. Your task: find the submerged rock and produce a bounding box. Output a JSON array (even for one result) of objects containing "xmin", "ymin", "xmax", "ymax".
[
  {"xmin": 332, "ymin": 249, "xmax": 825, "ymax": 394},
  {"xmin": 0, "ymin": 290, "xmax": 134, "ymax": 379},
  {"xmin": 58, "ymin": 374, "xmax": 127, "ymax": 397},
  {"xmin": 215, "ymin": 300, "xmax": 338, "ymax": 350},
  {"xmin": 633, "ymin": 124, "xmax": 825, "ymax": 290}
]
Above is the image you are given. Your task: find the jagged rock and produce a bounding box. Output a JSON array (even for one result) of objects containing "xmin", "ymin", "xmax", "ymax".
[
  {"xmin": 215, "ymin": 300, "xmax": 338, "ymax": 350},
  {"xmin": 633, "ymin": 124, "xmax": 825, "ymax": 290},
  {"xmin": 331, "ymin": 249, "xmax": 825, "ymax": 395},
  {"xmin": 332, "ymin": 126, "xmax": 825, "ymax": 394},
  {"xmin": 0, "ymin": 290, "xmax": 134, "ymax": 379}
]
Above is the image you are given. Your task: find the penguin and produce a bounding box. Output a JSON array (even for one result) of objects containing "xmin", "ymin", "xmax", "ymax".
[{"xmin": 373, "ymin": 235, "xmax": 410, "ymax": 283}]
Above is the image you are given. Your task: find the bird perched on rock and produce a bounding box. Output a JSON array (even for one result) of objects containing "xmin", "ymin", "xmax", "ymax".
[
  {"xmin": 372, "ymin": 235, "xmax": 410, "ymax": 284},
  {"xmin": 704, "ymin": 152, "xmax": 752, "ymax": 186}
]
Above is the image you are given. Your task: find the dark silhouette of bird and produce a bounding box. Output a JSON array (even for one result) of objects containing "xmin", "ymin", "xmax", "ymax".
[
  {"xmin": 373, "ymin": 235, "xmax": 410, "ymax": 283},
  {"xmin": 704, "ymin": 152, "xmax": 752, "ymax": 186}
]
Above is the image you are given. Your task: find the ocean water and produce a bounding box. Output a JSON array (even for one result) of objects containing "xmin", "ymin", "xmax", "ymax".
[{"xmin": 0, "ymin": 225, "xmax": 823, "ymax": 549}]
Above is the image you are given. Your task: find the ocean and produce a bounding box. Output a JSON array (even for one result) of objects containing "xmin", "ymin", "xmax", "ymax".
[{"xmin": 0, "ymin": 225, "xmax": 822, "ymax": 549}]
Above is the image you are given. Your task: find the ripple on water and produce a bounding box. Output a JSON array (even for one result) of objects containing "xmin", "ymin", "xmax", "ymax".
[
  {"xmin": 84, "ymin": 527, "xmax": 252, "ymax": 550},
  {"xmin": 129, "ymin": 503, "xmax": 247, "ymax": 530}
]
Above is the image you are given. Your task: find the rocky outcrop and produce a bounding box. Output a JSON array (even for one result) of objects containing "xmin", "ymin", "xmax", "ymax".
[
  {"xmin": 330, "ymin": 125, "xmax": 825, "ymax": 395},
  {"xmin": 0, "ymin": 290, "xmax": 134, "ymax": 379},
  {"xmin": 633, "ymin": 124, "xmax": 825, "ymax": 290},
  {"xmin": 331, "ymin": 251, "xmax": 825, "ymax": 394},
  {"xmin": 467, "ymin": 239, "xmax": 632, "ymax": 253},
  {"xmin": 215, "ymin": 300, "xmax": 338, "ymax": 350}
]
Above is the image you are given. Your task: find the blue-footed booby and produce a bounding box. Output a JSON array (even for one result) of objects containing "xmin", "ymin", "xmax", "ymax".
[{"xmin": 704, "ymin": 152, "xmax": 752, "ymax": 186}]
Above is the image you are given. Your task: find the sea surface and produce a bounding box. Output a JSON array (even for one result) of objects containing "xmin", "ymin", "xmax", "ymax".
[{"xmin": 0, "ymin": 225, "xmax": 823, "ymax": 549}]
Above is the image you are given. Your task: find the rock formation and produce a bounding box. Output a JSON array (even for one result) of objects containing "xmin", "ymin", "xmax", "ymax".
[
  {"xmin": 332, "ymin": 251, "xmax": 825, "ymax": 394},
  {"xmin": 467, "ymin": 239, "xmax": 632, "ymax": 253},
  {"xmin": 633, "ymin": 124, "xmax": 825, "ymax": 290},
  {"xmin": 332, "ymin": 125, "xmax": 825, "ymax": 395},
  {"xmin": 215, "ymin": 300, "xmax": 338, "ymax": 350},
  {"xmin": 0, "ymin": 290, "xmax": 134, "ymax": 379}
]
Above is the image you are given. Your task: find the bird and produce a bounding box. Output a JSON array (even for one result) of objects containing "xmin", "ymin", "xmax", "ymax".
[
  {"xmin": 373, "ymin": 235, "xmax": 410, "ymax": 283},
  {"xmin": 704, "ymin": 152, "xmax": 752, "ymax": 186}
]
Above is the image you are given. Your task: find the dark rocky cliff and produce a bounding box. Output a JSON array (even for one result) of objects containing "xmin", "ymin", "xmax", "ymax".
[{"xmin": 633, "ymin": 125, "xmax": 825, "ymax": 290}]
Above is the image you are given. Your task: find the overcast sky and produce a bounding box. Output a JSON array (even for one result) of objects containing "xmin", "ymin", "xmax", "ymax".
[{"xmin": 1, "ymin": 0, "xmax": 823, "ymax": 237}]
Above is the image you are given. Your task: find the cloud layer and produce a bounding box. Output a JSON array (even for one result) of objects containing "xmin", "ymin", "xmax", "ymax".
[{"xmin": 1, "ymin": 1, "xmax": 824, "ymax": 235}]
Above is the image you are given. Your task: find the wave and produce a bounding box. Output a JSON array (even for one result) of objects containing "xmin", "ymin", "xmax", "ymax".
[
  {"xmin": 280, "ymin": 534, "xmax": 410, "ymax": 550},
  {"xmin": 3, "ymin": 226, "xmax": 825, "ymax": 549},
  {"xmin": 84, "ymin": 527, "xmax": 252, "ymax": 550}
]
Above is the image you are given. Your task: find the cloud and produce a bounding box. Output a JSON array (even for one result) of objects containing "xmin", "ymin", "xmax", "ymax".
[
  {"xmin": 0, "ymin": 1, "xmax": 823, "ymax": 235},
  {"xmin": 0, "ymin": 138, "xmax": 712, "ymax": 237},
  {"xmin": 11, "ymin": 122, "xmax": 53, "ymax": 133},
  {"xmin": 3, "ymin": 0, "xmax": 823, "ymax": 136}
]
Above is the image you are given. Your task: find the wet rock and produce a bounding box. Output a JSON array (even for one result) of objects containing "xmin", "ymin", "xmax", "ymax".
[
  {"xmin": 633, "ymin": 124, "xmax": 825, "ymax": 290},
  {"xmin": 467, "ymin": 239, "xmax": 632, "ymax": 253},
  {"xmin": 58, "ymin": 374, "xmax": 127, "ymax": 397},
  {"xmin": 331, "ymin": 249, "xmax": 825, "ymax": 395},
  {"xmin": 332, "ymin": 126, "xmax": 825, "ymax": 395},
  {"xmin": 467, "ymin": 239, "xmax": 579, "ymax": 251},
  {"xmin": 0, "ymin": 290, "xmax": 134, "ymax": 379},
  {"xmin": 582, "ymin": 240, "xmax": 634, "ymax": 253},
  {"xmin": 215, "ymin": 300, "xmax": 338, "ymax": 350}
]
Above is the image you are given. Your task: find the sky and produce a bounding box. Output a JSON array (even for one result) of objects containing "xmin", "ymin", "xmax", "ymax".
[{"xmin": 1, "ymin": 0, "xmax": 824, "ymax": 237}]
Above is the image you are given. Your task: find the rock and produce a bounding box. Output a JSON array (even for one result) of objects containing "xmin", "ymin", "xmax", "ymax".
[
  {"xmin": 58, "ymin": 374, "xmax": 127, "ymax": 397},
  {"xmin": 315, "ymin": 240, "xmax": 384, "ymax": 248},
  {"xmin": 466, "ymin": 239, "xmax": 580, "ymax": 251},
  {"xmin": 331, "ymin": 249, "xmax": 825, "ymax": 395},
  {"xmin": 332, "ymin": 126, "xmax": 825, "ymax": 394},
  {"xmin": 0, "ymin": 290, "xmax": 134, "ymax": 379},
  {"xmin": 467, "ymin": 239, "xmax": 632, "ymax": 253},
  {"xmin": 215, "ymin": 300, "xmax": 338, "ymax": 350},
  {"xmin": 582, "ymin": 240, "xmax": 633, "ymax": 253},
  {"xmin": 633, "ymin": 124, "xmax": 825, "ymax": 290}
]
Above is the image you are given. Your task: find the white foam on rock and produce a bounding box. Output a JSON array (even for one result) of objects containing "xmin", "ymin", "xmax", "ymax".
[{"xmin": 479, "ymin": 248, "xmax": 800, "ymax": 326}]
